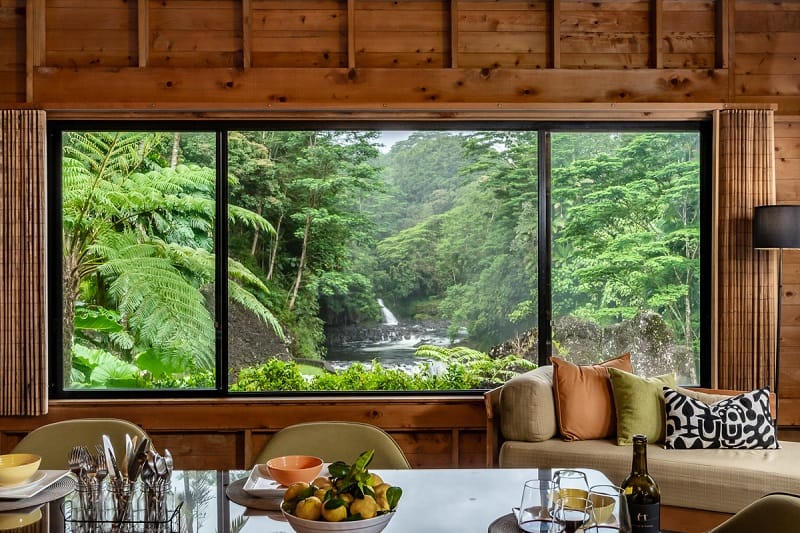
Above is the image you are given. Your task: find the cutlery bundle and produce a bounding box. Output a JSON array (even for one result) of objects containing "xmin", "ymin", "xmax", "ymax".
[{"xmin": 66, "ymin": 435, "xmax": 178, "ymax": 532}]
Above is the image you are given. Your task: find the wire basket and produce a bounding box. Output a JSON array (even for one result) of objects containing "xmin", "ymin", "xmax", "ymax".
[{"xmin": 62, "ymin": 499, "xmax": 183, "ymax": 533}]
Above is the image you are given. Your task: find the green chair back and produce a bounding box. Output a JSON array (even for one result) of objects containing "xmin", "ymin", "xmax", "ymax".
[
  {"xmin": 253, "ymin": 421, "xmax": 411, "ymax": 469},
  {"xmin": 11, "ymin": 418, "xmax": 150, "ymax": 470}
]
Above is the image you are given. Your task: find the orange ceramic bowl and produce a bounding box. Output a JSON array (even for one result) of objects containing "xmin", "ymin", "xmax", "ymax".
[{"xmin": 263, "ymin": 455, "xmax": 324, "ymax": 487}]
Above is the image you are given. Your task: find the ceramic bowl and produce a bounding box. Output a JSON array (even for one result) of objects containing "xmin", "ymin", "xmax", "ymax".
[
  {"xmin": 588, "ymin": 492, "xmax": 616, "ymax": 524},
  {"xmin": 0, "ymin": 454, "xmax": 41, "ymax": 487},
  {"xmin": 0, "ymin": 506, "xmax": 42, "ymax": 531},
  {"xmin": 282, "ymin": 509, "xmax": 394, "ymax": 533},
  {"xmin": 262, "ymin": 455, "xmax": 324, "ymax": 487}
]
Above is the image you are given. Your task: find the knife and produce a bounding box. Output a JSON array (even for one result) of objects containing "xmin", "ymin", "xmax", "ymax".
[
  {"xmin": 128, "ymin": 437, "xmax": 150, "ymax": 482},
  {"xmin": 102, "ymin": 434, "xmax": 118, "ymax": 481}
]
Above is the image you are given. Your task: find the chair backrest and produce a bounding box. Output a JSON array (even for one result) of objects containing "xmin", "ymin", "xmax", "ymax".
[
  {"xmin": 253, "ymin": 421, "xmax": 411, "ymax": 469},
  {"xmin": 11, "ymin": 418, "xmax": 150, "ymax": 470},
  {"xmin": 709, "ymin": 493, "xmax": 800, "ymax": 533}
]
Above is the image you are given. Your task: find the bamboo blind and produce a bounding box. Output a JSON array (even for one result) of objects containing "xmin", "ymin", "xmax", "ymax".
[
  {"xmin": 716, "ymin": 108, "xmax": 776, "ymax": 392},
  {"xmin": 0, "ymin": 109, "xmax": 47, "ymax": 416}
]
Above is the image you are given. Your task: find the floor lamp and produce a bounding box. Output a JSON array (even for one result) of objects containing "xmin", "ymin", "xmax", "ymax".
[{"xmin": 752, "ymin": 205, "xmax": 800, "ymax": 426}]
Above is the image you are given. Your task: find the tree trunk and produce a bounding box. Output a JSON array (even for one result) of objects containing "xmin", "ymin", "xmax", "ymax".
[
  {"xmin": 170, "ymin": 132, "xmax": 180, "ymax": 169},
  {"xmin": 288, "ymin": 215, "xmax": 311, "ymax": 310},
  {"xmin": 62, "ymin": 251, "xmax": 82, "ymax": 387},
  {"xmin": 266, "ymin": 213, "xmax": 282, "ymax": 280},
  {"xmin": 250, "ymin": 204, "xmax": 262, "ymax": 257}
]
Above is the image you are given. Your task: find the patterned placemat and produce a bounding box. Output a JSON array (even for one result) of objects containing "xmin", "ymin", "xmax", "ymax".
[
  {"xmin": 488, "ymin": 512, "xmax": 521, "ymax": 532},
  {"xmin": 0, "ymin": 477, "xmax": 75, "ymax": 512},
  {"xmin": 225, "ymin": 477, "xmax": 283, "ymax": 511}
]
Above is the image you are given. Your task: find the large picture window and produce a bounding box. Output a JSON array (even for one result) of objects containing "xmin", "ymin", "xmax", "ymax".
[{"xmin": 49, "ymin": 122, "xmax": 710, "ymax": 395}]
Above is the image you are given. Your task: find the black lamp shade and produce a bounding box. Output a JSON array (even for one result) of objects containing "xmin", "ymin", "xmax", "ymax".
[{"xmin": 753, "ymin": 205, "xmax": 800, "ymax": 249}]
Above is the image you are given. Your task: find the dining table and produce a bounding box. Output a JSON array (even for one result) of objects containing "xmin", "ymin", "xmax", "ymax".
[{"xmin": 0, "ymin": 467, "xmax": 626, "ymax": 532}]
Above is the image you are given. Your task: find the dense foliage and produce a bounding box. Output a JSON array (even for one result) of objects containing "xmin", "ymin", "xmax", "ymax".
[{"xmin": 61, "ymin": 128, "xmax": 701, "ymax": 390}]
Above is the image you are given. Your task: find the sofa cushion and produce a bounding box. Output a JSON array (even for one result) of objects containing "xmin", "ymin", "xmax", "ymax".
[
  {"xmin": 498, "ymin": 438, "xmax": 800, "ymax": 514},
  {"xmin": 499, "ymin": 365, "xmax": 557, "ymax": 443},
  {"xmin": 608, "ymin": 368, "xmax": 676, "ymax": 445},
  {"xmin": 551, "ymin": 353, "xmax": 632, "ymax": 441},
  {"xmin": 664, "ymin": 387, "xmax": 779, "ymax": 450}
]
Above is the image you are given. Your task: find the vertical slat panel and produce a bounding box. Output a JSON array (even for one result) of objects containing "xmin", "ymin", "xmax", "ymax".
[
  {"xmin": 450, "ymin": 0, "xmax": 458, "ymax": 68},
  {"xmin": 551, "ymin": 0, "xmax": 560, "ymax": 69},
  {"xmin": 25, "ymin": 0, "xmax": 45, "ymax": 102},
  {"xmin": 0, "ymin": 109, "xmax": 47, "ymax": 416},
  {"xmin": 138, "ymin": 0, "xmax": 149, "ymax": 67},
  {"xmin": 650, "ymin": 0, "xmax": 663, "ymax": 68},
  {"xmin": 243, "ymin": 0, "xmax": 252, "ymax": 68},
  {"xmin": 347, "ymin": 0, "xmax": 355, "ymax": 68}
]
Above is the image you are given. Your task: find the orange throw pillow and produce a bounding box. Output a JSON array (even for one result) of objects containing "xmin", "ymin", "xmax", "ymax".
[{"xmin": 551, "ymin": 353, "xmax": 633, "ymax": 441}]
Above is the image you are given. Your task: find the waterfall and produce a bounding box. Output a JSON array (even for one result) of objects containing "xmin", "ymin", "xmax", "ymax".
[{"xmin": 376, "ymin": 298, "xmax": 399, "ymax": 326}]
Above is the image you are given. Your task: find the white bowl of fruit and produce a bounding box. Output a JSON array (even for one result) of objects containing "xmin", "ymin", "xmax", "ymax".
[{"xmin": 281, "ymin": 450, "xmax": 402, "ymax": 533}]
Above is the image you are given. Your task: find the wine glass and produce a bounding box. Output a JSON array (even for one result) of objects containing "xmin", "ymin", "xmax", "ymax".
[
  {"xmin": 588, "ymin": 484, "xmax": 632, "ymax": 533},
  {"xmin": 553, "ymin": 469, "xmax": 590, "ymax": 503},
  {"xmin": 553, "ymin": 496, "xmax": 593, "ymax": 533},
  {"xmin": 516, "ymin": 479, "xmax": 558, "ymax": 532}
]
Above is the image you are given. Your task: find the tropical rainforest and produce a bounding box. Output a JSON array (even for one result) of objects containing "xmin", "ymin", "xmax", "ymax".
[{"xmin": 61, "ymin": 127, "xmax": 701, "ymax": 391}]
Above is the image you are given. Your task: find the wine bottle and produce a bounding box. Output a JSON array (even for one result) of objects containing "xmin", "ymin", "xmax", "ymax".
[{"xmin": 621, "ymin": 434, "xmax": 660, "ymax": 533}]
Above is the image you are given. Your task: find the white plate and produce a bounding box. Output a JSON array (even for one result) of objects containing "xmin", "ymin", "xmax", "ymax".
[
  {"xmin": 242, "ymin": 467, "xmax": 286, "ymax": 498},
  {"xmin": 243, "ymin": 463, "xmax": 331, "ymax": 499},
  {"xmin": 0, "ymin": 470, "xmax": 69, "ymax": 500}
]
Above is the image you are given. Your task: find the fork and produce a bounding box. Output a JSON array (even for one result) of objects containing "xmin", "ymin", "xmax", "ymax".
[
  {"xmin": 68, "ymin": 446, "xmax": 86, "ymax": 487},
  {"xmin": 94, "ymin": 444, "xmax": 109, "ymax": 488}
]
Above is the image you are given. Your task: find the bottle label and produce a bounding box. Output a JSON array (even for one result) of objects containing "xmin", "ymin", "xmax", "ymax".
[{"xmin": 628, "ymin": 502, "xmax": 660, "ymax": 533}]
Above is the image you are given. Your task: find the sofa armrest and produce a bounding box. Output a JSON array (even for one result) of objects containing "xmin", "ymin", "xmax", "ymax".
[{"xmin": 484, "ymin": 386, "xmax": 503, "ymax": 467}]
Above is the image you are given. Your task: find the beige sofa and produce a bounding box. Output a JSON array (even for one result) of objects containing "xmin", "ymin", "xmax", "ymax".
[{"xmin": 484, "ymin": 365, "xmax": 800, "ymax": 514}]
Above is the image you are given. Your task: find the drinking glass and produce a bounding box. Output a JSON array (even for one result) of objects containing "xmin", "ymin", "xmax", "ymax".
[
  {"xmin": 515, "ymin": 479, "xmax": 558, "ymax": 532},
  {"xmin": 554, "ymin": 469, "xmax": 590, "ymax": 503},
  {"xmin": 588, "ymin": 485, "xmax": 632, "ymax": 533},
  {"xmin": 554, "ymin": 496, "xmax": 593, "ymax": 533}
]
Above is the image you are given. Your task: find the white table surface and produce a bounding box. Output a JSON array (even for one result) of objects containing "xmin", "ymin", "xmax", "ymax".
[{"xmin": 229, "ymin": 467, "xmax": 614, "ymax": 533}]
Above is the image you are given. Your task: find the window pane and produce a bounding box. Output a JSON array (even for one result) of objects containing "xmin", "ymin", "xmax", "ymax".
[
  {"xmin": 550, "ymin": 131, "xmax": 701, "ymax": 383},
  {"xmin": 226, "ymin": 130, "xmax": 539, "ymax": 392},
  {"xmin": 62, "ymin": 131, "xmax": 217, "ymax": 390}
]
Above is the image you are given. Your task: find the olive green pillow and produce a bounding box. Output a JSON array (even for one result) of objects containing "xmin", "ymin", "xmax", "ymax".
[{"xmin": 608, "ymin": 368, "xmax": 677, "ymax": 445}]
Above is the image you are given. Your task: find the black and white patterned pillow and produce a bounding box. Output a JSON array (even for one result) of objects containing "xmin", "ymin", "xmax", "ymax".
[{"xmin": 663, "ymin": 387, "xmax": 779, "ymax": 450}]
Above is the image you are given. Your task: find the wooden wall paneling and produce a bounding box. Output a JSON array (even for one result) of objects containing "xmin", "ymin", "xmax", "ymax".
[
  {"xmin": 44, "ymin": 2, "xmax": 136, "ymax": 68},
  {"xmin": 559, "ymin": 0, "xmax": 649, "ymax": 69},
  {"xmin": 354, "ymin": 0, "xmax": 449, "ymax": 68},
  {"xmin": 348, "ymin": 0, "xmax": 355, "ymax": 68},
  {"xmin": 25, "ymin": 0, "xmax": 44, "ymax": 102},
  {"xmin": 0, "ymin": 0, "xmax": 25, "ymax": 103},
  {"xmin": 0, "ymin": 398, "xmax": 487, "ymax": 470},
  {"xmin": 456, "ymin": 0, "xmax": 549, "ymax": 68},
  {"xmin": 551, "ymin": 0, "xmax": 560, "ymax": 69},
  {"xmin": 650, "ymin": 0, "xmax": 663, "ymax": 69},
  {"xmin": 138, "ymin": 0, "xmax": 149, "ymax": 67},
  {"xmin": 242, "ymin": 0, "xmax": 251, "ymax": 69},
  {"xmin": 148, "ymin": 0, "xmax": 241, "ymax": 68},
  {"xmin": 734, "ymin": 3, "xmax": 800, "ymax": 114},
  {"xmin": 449, "ymin": 0, "xmax": 457, "ymax": 68},
  {"xmin": 662, "ymin": 1, "xmax": 716, "ymax": 69},
  {"xmin": 250, "ymin": 0, "xmax": 347, "ymax": 68},
  {"xmin": 715, "ymin": 0, "xmax": 728, "ymax": 69}
]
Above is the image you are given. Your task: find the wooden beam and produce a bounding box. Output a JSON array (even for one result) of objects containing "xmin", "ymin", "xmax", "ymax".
[
  {"xmin": 25, "ymin": 0, "xmax": 46, "ymax": 103},
  {"xmin": 716, "ymin": 0, "xmax": 729, "ymax": 69},
  {"xmin": 31, "ymin": 67, "xmax": 730, "ymax": 108},
  {"xmin": 138, "ymin": 0, "xmax": 149, "ymax": 68},
  {"xmin": 348, "ymin": 0, "xmax": 356, "ymax": 69},
  {"xmin": 550, "ymin": 0, "xmax": 560, "ymax": 69},
  {"xmin": 650, "ymin": 0, "xmax": 663, "ymax": 69},
  {"xmin": 242, "ymin": 0, "xmax": 252, "ymax": 69},
  {"xmin": 450, "ymin": 0, "xmax": 458, "ymax": 69}
]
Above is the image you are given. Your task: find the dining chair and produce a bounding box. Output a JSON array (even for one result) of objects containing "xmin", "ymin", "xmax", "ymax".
[
  {"xmin": 11, "ymin": 418, "xmax": 151, "ymax": 470},
  {"xmin": 708, "ymin": 492, "xmax": 800, "ymax": 532},
  {"xmin": 253, "ymin": 421, "xmax": 411, "ymax": 469}
]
